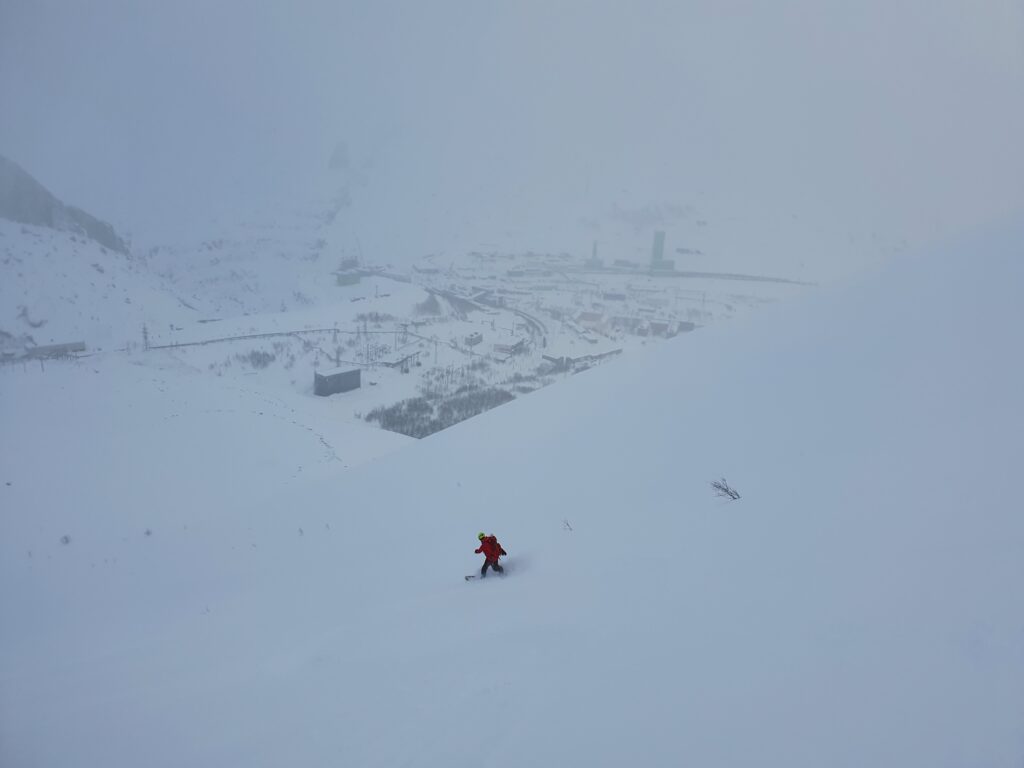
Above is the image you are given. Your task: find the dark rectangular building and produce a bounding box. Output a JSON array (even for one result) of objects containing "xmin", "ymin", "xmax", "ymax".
[{"xmin": 314, "ymin": 367, "xmax": 361, "ymax": 396}]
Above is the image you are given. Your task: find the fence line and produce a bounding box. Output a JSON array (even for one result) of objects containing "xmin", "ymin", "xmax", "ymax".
[{"xmin": 148, "ymin": 326, "xmax": 438, "ymax": 351}]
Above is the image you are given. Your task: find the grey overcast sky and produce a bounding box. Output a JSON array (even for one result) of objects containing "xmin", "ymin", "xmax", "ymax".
[{"xmin": 1, "ymin": 0, "xmax": 1022, "ymax": 266}]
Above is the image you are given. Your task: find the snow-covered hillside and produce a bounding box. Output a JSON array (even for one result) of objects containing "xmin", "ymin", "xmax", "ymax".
[
  {"xmin": 2, "ymin": 220, "xmax": 1022, "ymax": 766},
  {"xmin": 0, "ymin": 219, "xmax": 183, "ymax": 353}
]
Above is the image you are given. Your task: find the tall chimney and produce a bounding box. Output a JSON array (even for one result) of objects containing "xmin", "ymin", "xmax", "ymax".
[{"xmin": 651, "ymin": 231, "xmax": 665, "ymax": 264}]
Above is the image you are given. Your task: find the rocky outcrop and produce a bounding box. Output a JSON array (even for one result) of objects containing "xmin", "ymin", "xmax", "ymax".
[{"xmin": 0, "ymin": 154, "xmax": 128, "ymax": 253}]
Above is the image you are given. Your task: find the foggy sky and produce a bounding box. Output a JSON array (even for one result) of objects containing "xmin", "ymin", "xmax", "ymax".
[{"xmin": 1, "ymin": 0, "xmax": 1022, "ymax": 269}]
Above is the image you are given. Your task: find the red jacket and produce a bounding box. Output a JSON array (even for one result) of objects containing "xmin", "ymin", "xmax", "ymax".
[{"xmin": 475, "ymin": 536, "xmax": 506, "ymax": 561}]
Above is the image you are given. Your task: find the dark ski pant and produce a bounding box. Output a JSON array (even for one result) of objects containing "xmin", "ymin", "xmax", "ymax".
[{"xmin": 481, "ymin": 559, "xmax": 504, "ymax": 577}]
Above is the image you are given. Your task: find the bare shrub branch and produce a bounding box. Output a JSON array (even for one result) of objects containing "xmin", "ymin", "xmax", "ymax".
[{"xmin": 711, "ymin": 477, "xmax": 741, "ymax": 501}]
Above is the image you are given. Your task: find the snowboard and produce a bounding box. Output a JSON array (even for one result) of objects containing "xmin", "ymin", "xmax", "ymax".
[{"xmin": 465, "ymin": 568, "xmax": 506, "ymax": 581}]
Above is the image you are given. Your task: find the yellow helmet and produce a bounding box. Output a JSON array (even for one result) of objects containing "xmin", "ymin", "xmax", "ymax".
[{"xmin": 477, "ymin": 532, "xmax": 486, "ymax": 540}]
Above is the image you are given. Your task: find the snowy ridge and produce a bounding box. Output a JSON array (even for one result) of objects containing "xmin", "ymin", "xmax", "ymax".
[{"xmin": 2, "ymin": 220, "xmax": 1023, "ymax": 766}]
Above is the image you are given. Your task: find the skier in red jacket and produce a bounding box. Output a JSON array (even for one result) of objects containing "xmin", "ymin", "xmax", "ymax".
[{"xmin": 475, "ymin": 532, "xmax": 507, "ymax": 577}]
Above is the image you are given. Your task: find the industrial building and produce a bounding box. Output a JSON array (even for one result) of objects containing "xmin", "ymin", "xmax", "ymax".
[{"xmin": 314, "ymin": 367, "xmax": 361, "ymax": 396}]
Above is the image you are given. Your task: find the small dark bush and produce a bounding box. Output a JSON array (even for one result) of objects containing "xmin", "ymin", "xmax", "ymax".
[
  {"xmin": 414, "ymin": 294, "xmax": 442, "ymax": 316},
  {"xmin": 238, "ymin": 350, "xmax": 275, "ymax": 369}
]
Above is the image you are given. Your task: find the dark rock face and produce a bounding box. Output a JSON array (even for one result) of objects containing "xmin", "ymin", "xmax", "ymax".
[
  {"xmin": 0, "ymin": 154, "xmax": 128, "ymax": 253},
  {"xmin": 0, "ymin": 154, "xmax": 58, "ymax": 227},
  {"xmin": 64, "ymin": 205, "xmax": 128, "ymax": 254}
]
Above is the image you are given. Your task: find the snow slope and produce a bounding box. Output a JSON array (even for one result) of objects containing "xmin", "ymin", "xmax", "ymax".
[
  {"xmin": 2, "ymin": 220, "xmax": 1023, "ymax": 766},
  {"xmin": 0, "ymin": 219, "xmax": 183, "ymax": 352}
]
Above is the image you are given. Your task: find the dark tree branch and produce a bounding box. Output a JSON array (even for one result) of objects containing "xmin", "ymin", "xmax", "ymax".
[{"xmin": 711, "ymin": 477, "xmax": 741, "ymax": 501}]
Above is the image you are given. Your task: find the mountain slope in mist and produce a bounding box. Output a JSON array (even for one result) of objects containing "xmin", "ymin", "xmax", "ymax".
[
  {"xmin": 1, "ymin": 221, "xmax": 1022, "ymax": 767},
  {"xmin": 0, "ymin": 154, "xmax": 127, "ymax": 253}
]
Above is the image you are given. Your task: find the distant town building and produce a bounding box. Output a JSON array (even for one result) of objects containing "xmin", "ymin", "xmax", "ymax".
[
  {"xmin": 542, "ymin": 348, "xmax": 622, "ymax": 368},
  {"xmin": 381, "ymin": 352, "xmax": 421, "ymax": 372},
  {"xmin": 314, "ymin": 367, "xmax": 361, "ymax": 396},
  {"xmin": 493, "ymin": 339, "xmax": 526, "ymax": 356},
  {"xmin": 336, "ymin": 272, "xmax": 360, "ymax": 286},
  {"xmin": 24, "ymin": 341, "xmax": 86, "ymax": 359},
  {"xmin": 651, "ymin": 231, "xmax": 666, "ymax": 263},
  {"xmin": 650, "ymin": 231, "xmax": 675, "ymax": 271},
  {"xmin": 465, "ymin": 331, "xmax": 483, "ymax": 347},
  {"xmin": 610, "ymin": 316, "xmax": 644, "ymax": 333}
]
